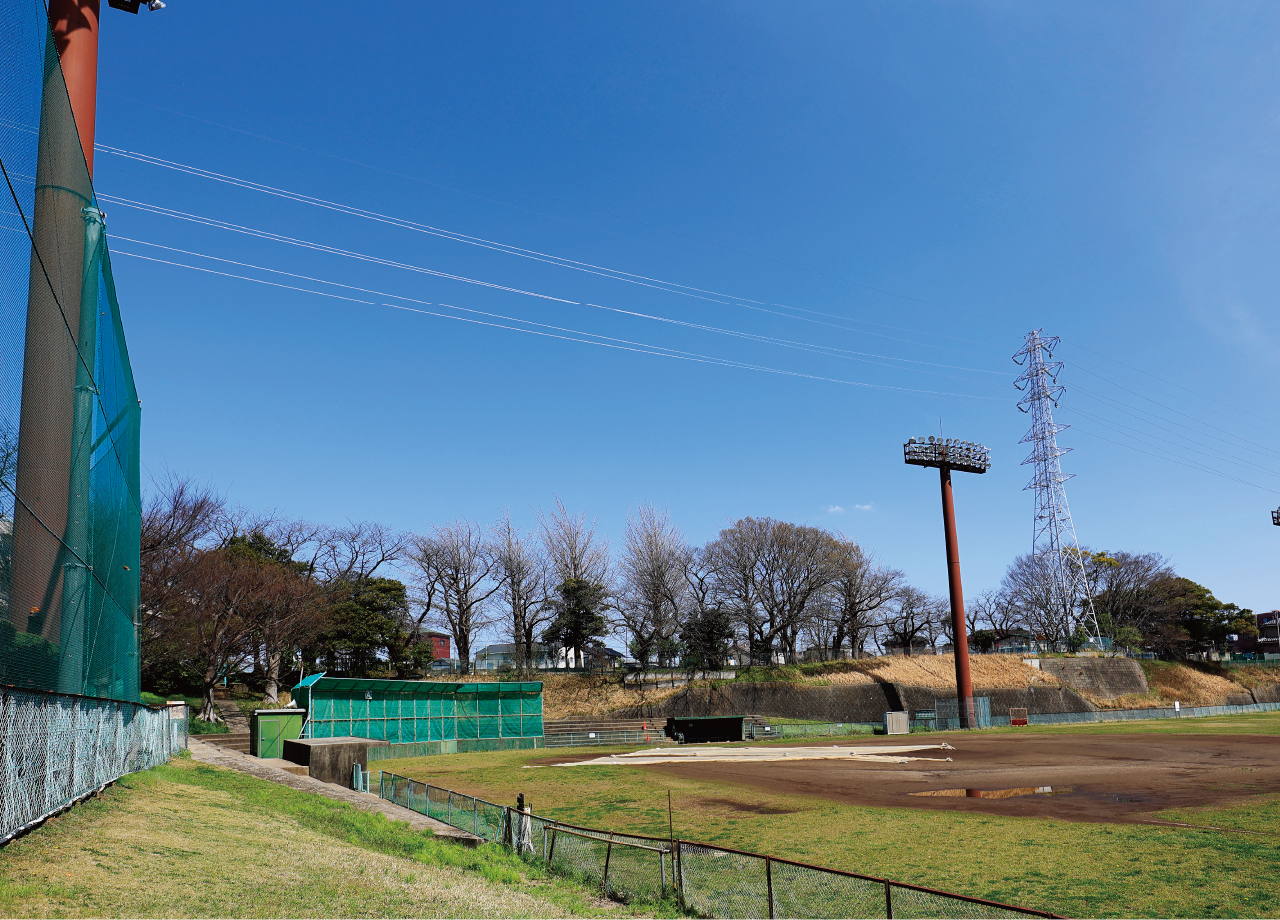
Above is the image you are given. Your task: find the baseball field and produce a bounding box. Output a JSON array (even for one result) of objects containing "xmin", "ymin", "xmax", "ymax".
[{"xmin": 375, "ymin": 710, "xmax": 1280, "ymax": 919}]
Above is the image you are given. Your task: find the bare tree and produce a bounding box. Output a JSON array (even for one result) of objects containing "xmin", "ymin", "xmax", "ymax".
[
  {"xmin": 826, "ymin": 539, "xmax": 903, "ymax": 658},
  {"xmin": 705, "ymin": 518, "xmax": 837, "ymax": 665},
  {"xmin": 490, "ymin": 512, "xmax": 551, "ymax": 676},
  {"xmin": 1001, "ymin": 553, "xmax": 1074, "ymax": 643},
  {"xmin": 881, "ymin": 587, "xmax": 944, "ymax": 656},
  {"xmin": 538, "ymin": 497, "xmax": 611, "ymax": 586},
  {"xmin": 411, "ymin": 520, "xmax": 500, "ymax": 675},
  {"xmin": 319, "ymin": 521, "xmax": 409, "ymax": 583},
  {"xmin": 755, "ymin": 521, "xmax": 837, "ymax": 664},
  {"xmin": 616, "ymin": 504, "xmax": 688, "ymax": 667},
  {"xmin": 704, "ymin": 518, "xmax": 769, "ymax": 663}
]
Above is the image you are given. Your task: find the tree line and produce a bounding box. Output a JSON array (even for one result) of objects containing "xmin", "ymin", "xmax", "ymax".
[{"xmin": 141, "ymin": 479, "xmax": 1257, "ymax": 722}]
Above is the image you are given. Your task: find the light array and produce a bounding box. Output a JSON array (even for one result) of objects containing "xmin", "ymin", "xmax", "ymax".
[
  {"xmin": 1272, "ymin": 507, "xmax": 1280, "ymax": 526},
  {"xmin": 904, "ymin": 436, "xmax": 992, "ymax": 474}
]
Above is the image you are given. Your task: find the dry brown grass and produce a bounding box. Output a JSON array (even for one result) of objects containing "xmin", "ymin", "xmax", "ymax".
[
  {"xmin": 1228, "ymin": 665, "xmax": 1280, "ymax": 690},
  {"xmin": 540, "ymin": 673, "xmax": 688, "ymax": 720},
  {"xmin": 802, "ymin": 654, "xmax": 1061, "ymax": 689},
  {"xmin": 1138, "ymin": 661, "xmax": 1254, "ymax": 707}
]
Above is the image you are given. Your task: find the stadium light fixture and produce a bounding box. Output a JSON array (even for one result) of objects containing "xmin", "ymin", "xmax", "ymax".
[
  {"xmin": 1272, "ymin": 506, "xmax": 1280, "ymax": 526},
  {"xmin": 903, "ymin": 435, "xmax": 991, "ymax": 729}
]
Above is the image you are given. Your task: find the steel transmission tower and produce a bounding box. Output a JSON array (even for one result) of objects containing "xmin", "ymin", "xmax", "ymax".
[{"xmin": 1012, "ymin": 330, "xmax": 1102, "ymax": 643}]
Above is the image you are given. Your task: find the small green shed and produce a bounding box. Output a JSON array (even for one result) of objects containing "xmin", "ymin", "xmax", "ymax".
[
  {"xmin": 250, "ymin": 708, "xmax": 306, "ymax": 758},
  {"xmin": 291, "ymin": 674, "xmax": 543, "ymax": 751}
]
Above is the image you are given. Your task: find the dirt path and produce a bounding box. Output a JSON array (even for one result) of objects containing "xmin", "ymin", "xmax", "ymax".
[
  {"xmin": 638, "ymin": 732, "xmax": 1280, "ymax": 824},
  {"xmin": 187, "ymin": 739, "xmax": 482, "ymax": 843}
]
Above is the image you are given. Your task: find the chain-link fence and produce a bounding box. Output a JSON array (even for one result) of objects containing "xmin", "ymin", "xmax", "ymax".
[
  {"xmin": 543, "ymin": 730, "xmax": 654, "ymax": 747},
  {"xmin": 746, "ymin": 721, "xmax": 877, "ymax": 740},
  {"xmin": 1028, "ymin": 700, "xmax": 1280, "ymax": 725},
  {"xmin": 377, "ymin": 771, "xmax": 1060, "ymax": 918},
  {"xmin": 1, "ymin": 687, "xmax": 187, "ymax": 844}
]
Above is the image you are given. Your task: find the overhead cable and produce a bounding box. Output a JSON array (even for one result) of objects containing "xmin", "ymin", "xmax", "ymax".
[{"xmin": 109, "ymin": 246, "xmax": 1007, "ymax": 402}]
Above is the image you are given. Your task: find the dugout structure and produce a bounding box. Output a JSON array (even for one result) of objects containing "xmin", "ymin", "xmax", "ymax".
[
  {"xmin": 292, "ymin": 674, "xmax": 544, "ymax": 753},
  {"xmin": 666, "ymin": 715, "xmax": 746, "ymax": 744}
]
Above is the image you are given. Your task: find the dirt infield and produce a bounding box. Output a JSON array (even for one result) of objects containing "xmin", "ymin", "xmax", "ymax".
[{"xmin": 638, "ymin": 731, "xmax": 1280, "ymax": 825}]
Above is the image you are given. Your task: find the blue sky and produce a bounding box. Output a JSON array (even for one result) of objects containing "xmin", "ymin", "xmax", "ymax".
[{"xmin": 92, "ymin": 1, "xmax": 1280, "ymax": 620}]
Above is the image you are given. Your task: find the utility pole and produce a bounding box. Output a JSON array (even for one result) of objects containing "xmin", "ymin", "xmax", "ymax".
[{"xmin": 904, "ymin": 436, "xmax": 991, "ymax": 729}]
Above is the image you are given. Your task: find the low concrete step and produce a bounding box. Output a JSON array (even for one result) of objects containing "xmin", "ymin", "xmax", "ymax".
[{"xmin": 258, "ymin": 758, "xmax": 309, "ymax": 777}]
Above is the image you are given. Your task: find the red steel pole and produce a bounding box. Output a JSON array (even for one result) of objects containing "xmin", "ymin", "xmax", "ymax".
[
  {"xmin": 939, "ymin": 465, "xmax": 976, "ymax": 729},
  {"xmin": 48, "ymin": 0, "xmax": 101, "ymax": 176}
]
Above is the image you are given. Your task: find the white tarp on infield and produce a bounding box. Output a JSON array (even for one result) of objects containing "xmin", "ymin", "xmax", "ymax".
[{"xmin": 553, "ymin": 743, "xmax": 956, "ymax": 767}]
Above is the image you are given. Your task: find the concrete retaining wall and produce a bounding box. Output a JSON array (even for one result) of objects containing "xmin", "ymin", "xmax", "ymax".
[
  {"xmin": 1036, "ymin": 658, "xmax": 1148, "ymax": 699},
  {"xmin": 610, "ymin": 680, "xmax": 1096, "ymax": 723}
]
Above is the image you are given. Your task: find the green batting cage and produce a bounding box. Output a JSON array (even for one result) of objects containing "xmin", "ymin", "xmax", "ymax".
[{"xmin": 292, "ymin": 674, "xmax": 544, "ymax": 752}]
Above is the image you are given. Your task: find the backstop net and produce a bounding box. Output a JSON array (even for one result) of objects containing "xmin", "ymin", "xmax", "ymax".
[{"xmin": 0, "ymin": 0, "xmax": 142, "ymax": 702}]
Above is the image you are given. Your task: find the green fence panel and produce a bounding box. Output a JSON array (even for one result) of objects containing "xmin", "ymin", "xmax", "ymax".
[
  {"xmin": 458, "ymin": 716, "xmax": 479, "ymax": 740},
  {"xmin": 521, "ymin": 691, "xmax": 543, "ymax": 714},
  {"xmin": 521, "ymin": 715, "xmax": 543, "ymax": 737},
  {"xmin": 501, "ymin": 714, "xmax": 522, "ymax": 737},
  {"xmin": 477, "ymin": 715, "xmax": 501, "ymax": 739}
]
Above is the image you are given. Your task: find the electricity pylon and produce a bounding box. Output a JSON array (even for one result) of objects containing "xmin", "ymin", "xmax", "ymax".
[{"xmin": 1012, "ymin": 330, "xmax": 1102, "ymax": 645}]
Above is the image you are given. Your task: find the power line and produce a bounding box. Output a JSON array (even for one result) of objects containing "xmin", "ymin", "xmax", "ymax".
[
  {"xmin": 108, "ymin": 245, "xmax": 1008, "ymax": 402},
  {"xmin": 100, "ymin": 214, "xmax": 1005, "ymax": 381},
  {"xmin": 97, "ymin": 145, "xmax": 1010, "ymax": 361}
]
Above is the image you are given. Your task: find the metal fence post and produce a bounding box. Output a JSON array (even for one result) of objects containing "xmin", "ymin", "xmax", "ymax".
[
  {"xmin": 766, "ymin": 855, "xmax": 775, "ymax": 919},
  {"xmin": 885, "ymin": 880, "xmax": 894, "ymax": 919},
  {"xmin": 660, "ymin": 848, "xmax": 667, "ymax": 896},
  {"xmin": 473, "ymin": 797, "xmax": 478, "ymax": 836},
  {"xmin": 676, "ymin": 840, "xmax": 683, "ymax": 899},
  {"xmin": 548, "ymin": 825, "xmax": 558, "ymax": 863},
  {"xmin": 603, "ymin": 834, "xmax": 614, "ymax": 895}
]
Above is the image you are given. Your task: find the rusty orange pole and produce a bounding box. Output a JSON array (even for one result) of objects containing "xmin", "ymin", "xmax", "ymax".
[
  {"xmin": 48, "ymin": 0, "xmax": 101, "ymax": 175},
  {"xmin": 939, "ymin": 465, "xmax": 976, "ymax": 729}
]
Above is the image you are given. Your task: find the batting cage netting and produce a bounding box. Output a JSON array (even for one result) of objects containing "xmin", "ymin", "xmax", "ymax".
[
  {"xmin": 1, "ymin": 0, "xmax": 142, "ymax": 701},
  {"xmin": 0, "ymin": 0, "xmax": 170, "ymax": 844}
]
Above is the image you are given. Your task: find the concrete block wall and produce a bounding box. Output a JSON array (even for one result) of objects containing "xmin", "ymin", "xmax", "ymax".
[{"xmin": 1036, "ymin": 658, "xmax": 1149, "ymax": 699}]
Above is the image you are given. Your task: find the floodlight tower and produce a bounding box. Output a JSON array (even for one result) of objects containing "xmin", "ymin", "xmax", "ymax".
[
  {"xmin": 1272, "ymin": 507, "xmax": 1280, "ymax": 526},
  {"xmin": 904, "ymin": 436, "xmax": 991, "ymax": 729},
  {"xmin": 1012, "ymin": 330, "xmax": 1102, "ymax": 644}
]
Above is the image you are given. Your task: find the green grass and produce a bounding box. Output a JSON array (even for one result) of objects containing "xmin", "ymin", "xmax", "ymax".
[
  {"xmin": 0, "ymin": 757, "xmax": 684, "ymax": 918},
  {"xmin": 376, "ymin": 712, "xmax": 1280, "ymax": 919}
]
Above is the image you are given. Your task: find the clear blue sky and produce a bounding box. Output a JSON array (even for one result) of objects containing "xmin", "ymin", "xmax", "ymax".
[{"xmin": 93, "ymin": 1, "xmax": 1280, "ymax": 618}]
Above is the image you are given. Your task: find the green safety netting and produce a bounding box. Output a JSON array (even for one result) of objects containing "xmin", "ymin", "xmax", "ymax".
[
  {"xmin": 0, "ymin": 0, "xmax": 142, "ymax": 702},
  {"xmin": 293, "ymin": 675, "xmax": 543, "ymax": 745}
]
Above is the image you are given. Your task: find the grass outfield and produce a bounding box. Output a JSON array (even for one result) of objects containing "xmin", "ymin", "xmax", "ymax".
[
  {"xmin": 0, "ymin": 755, "xmax": 681, "ymax": 919},
  {"xmin": 376, "ymin": 712, "xmax": 1280, "ymax": 919}
]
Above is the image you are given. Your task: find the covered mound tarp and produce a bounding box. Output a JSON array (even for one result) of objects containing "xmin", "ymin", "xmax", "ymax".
[{"xmin": 293, "ymin": 674, "xmax": 543, "ymax": 743}]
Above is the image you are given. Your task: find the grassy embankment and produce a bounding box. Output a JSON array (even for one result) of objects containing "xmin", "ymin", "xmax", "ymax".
[
  {"xmin": 375, "ymin": 710, "xmax": 1280, "ymax": 919},
  {"xmin": 0, "ymin": 756, "xmax": 683, "ymax": 919}
]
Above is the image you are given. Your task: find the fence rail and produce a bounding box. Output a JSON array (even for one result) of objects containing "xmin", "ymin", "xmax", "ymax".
[
  {"xmin": 1, "ymin": 687, "xmax": 188, "ymax": 844},
  {"xmin": 377, "ymin": 771, "xmax": 1059, "ymax": 918},
  {"xmin": 543, "ymin": 729, "xmax": 663, "ymax": 747}
]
